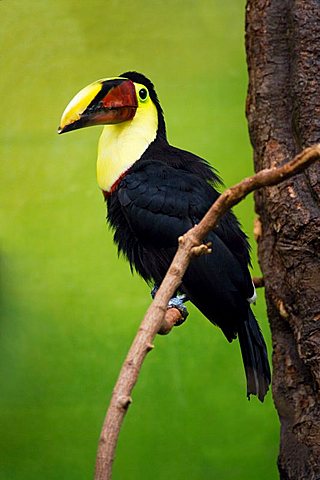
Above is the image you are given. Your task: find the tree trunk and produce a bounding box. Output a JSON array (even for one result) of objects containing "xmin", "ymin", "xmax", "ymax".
[{"xmin": 245, "ymin": 1, "xmax": 320, "ymax": 478}]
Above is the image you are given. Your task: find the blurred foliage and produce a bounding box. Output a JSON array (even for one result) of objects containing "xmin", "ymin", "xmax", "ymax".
[{"xmin": 0, "ymin": 1, "xmax": 278, "ymax": 479}]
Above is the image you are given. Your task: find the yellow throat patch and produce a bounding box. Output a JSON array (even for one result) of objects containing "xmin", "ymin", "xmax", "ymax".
[{"xmin": 97, "ymin": 83, "xmax": 158, "ymax": 192}]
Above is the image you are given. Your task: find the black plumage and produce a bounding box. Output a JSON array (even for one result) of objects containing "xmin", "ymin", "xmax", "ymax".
[{"xmin": 106, "ymin": 72, "xmax": 271, "ymax": 401}]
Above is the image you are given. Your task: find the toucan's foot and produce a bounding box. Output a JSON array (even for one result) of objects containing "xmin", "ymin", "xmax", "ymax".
[
  {"xmin": 151, "ymin": 285, "xmax": 159, "ymax": 299},
  {"xmin": 151, "ymin": 286, "xmax": 189, "ymax": 326},
  {"xmin": 167, "ymin": 294, "xmax": 189, "ymax": 325}
]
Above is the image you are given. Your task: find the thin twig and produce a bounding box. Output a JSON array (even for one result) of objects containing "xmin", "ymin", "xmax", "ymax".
[
  {"xmin": 158, "ymin": 308, "xmax": 183, "ymax": 335},
  {"xmin": 94, "ymin": 144, "xmax": 320, "ymax": 480},
  {"xmin": 253, "ymin": 276, "xmax": 265, "ymax": 288}
]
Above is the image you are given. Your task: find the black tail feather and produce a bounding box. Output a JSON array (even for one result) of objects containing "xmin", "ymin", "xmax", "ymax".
[{"xmin": 238, "ymin": 309, "xmax": 271, "ymax": 402}]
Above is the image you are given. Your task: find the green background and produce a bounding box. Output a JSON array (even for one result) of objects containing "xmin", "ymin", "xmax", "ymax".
[{"xmin": 1, "ymin": 1, "xmax": 278, "ymax": 479}]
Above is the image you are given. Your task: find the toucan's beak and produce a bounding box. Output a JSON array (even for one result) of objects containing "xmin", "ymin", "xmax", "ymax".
[{"xmin": 58, "ymin": 78, "xmax": 138, "ymax": 134}]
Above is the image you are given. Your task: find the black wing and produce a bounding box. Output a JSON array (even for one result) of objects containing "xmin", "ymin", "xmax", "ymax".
[
  {"xmin": 116, "ymin": 159, "xmax": 254, "ymax": 340},
  {"xmin": 117, "ymin": 160, "xmax": 215, "ymax": 247}
]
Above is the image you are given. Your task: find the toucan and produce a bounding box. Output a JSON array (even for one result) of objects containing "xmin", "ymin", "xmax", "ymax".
[{"xmin": 58, "ymin": 72, "xmax": 271, "ymax": 401}]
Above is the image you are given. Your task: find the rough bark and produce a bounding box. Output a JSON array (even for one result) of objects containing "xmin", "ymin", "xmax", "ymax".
[{"xmin": 245, "ymin": 1, "xmax": 320, "ymax": 478}]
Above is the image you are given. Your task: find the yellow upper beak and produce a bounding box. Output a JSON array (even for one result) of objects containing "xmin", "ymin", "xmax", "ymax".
[
  {"xmin": 58, "ymin": 77, "xmax": 138, "ymax": 134},
  {"xmin": 58, "ymin": 81, "xmax": 103, "ymax": 134}
]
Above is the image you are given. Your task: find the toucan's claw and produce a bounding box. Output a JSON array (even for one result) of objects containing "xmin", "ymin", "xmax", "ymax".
[
  {"xmin": 151, "ymin": 285, "xmax": 159, "ymax": 299},
  {"xmin": 151, "ymin": 286, "xmax": 189, "ymax": 325}
]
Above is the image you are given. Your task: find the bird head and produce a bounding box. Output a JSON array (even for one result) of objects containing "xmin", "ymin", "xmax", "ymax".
[
  {"xmin": 58, "ymin": 72, "xmax": 166, "ymax": 137},
  {"xmin": 58, "ymin": 72, "xmax": 167, "ymax": 192}
]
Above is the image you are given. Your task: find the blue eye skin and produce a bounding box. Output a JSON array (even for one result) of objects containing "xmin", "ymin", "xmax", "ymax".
[{"xmin": 139, "ymin": 88, "xmax": 148, "ymax": 101}]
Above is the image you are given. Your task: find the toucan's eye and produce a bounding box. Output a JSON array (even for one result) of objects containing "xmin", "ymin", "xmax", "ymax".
[{"xmin": 139, "ymin": 88, "xmax": 148, "ymax": 101}]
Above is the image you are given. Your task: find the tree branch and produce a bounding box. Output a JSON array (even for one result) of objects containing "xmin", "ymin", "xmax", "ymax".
[{"xmin": 94, "ymin": 144, "xmax": 320, "ymax": 480}]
